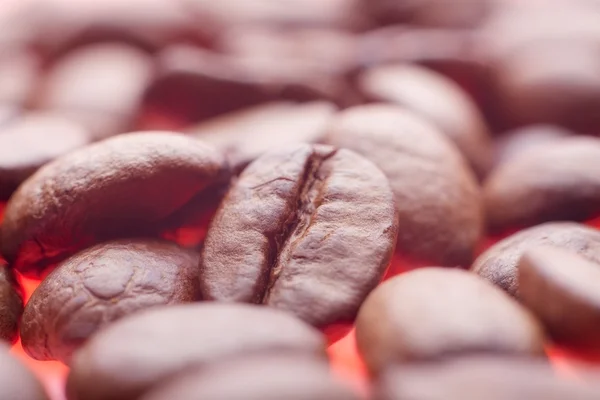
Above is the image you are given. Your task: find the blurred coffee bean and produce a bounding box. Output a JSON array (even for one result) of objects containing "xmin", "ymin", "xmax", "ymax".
[
  {"xmin": 325, "ymin": 105, "xmax": 482, "ymax": 269},
  {"xmin": 492, "ymin": 38, "xmax": 600, "ymax": 132},
  {"xmin": 355, "ymin": 268, "xmax": 545, "ymax": 376},
  {"xmin": 188, "ymin": 101, "xmax": 337, "ymax": 172},
  {"xmin": 14, "ymin": 0, "xmax": 196, "ymax": 56},
  {"xmin": 67, "ymin": 303, "xmax": 325, "ymax": 400},
  {"xmin": 140, "ymin": 353, "xmax": 359, "ymax": 400},
  {"xmin": 21, "ymin": 239, "xmax": 200, "ymax": 363},
  {"xmin": 485, "ymin": 137, "xmax": 600, "ymax": 233},
  {"xmin": 0, "ymin": 112, "xmax": 90, "ymax": 199},
  {"xmin": 0, "ymin": 50, "xmax": 40, "ymax": 107},
  {"xmin": 0, "ymin": 106, "xmax": 18, "ymax": 127},
  {"xmin": 0, "ymin": 132, "xmax": 228, "ymax": 278},
  {"xmin": 181, "ymin": 0, "xmax": 369, "ymax": 42},
  {"xmin": 143, "ymin": 45, "xmax": 355, "ymax": 125},
  {"xmin": 472, "ymin": 222, "xmax": 600, "ymax": 297},
  {"xmin": 520, "ymin": 247, "xmax": 600, "ymax": 352},
  {"xmin": 493, "ymin": 124, "xmax": 574, "ymax": 167},
  {"xmin": 0, "ymin": 342, "xmax": 49, "ymax": 400},
  {"xmin": 36, "ymin": 43, "xmax": 154, "ymax": 139},
  {"xmin": 0, "ymin": 263, "xmax": 23, "ymax": 343},
  {"xmin": 362, "ymin": 0, "xmax": 497, "ymax": 28},
  {"xmin": 358, "ymin": 64, "xmax": 492, "ymax": 178},
  {"xmin": 376, "ymin": 356, "xmax": 600, "ymax": 400}
]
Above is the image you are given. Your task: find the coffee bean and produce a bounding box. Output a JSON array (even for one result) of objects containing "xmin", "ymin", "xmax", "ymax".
[
  {"xmin": 324, "ymin": 104, "xmax": 482, "ymax": 269},
  {"xmin": 485, "ymin": 137, "xmax": 600, "ymax": 233},
  {"xmin": 0, "ymin": 50, "xmax": 39, "ymax": 107},
  {"xmin": 0, "ymin": 341, "xmax": 49, "ymax": 400},
  {"xmin": 0, "ymin": 132, "xmax": 229, "ymax": 277},
  {"xmin": 37, "ymin": 43, "xmax": 154, "ymax": 139},
  {"xmin": 519, "ymin": 246, "xmax": 600, "ymax": 351},
  {"xmin": 200, "ymin": 143, "xmax": 398, "ymax": 337},
  {"xmin": 355, "ymin": 268, "xmax": 545, "ymax": 375},
  {"xmin": 67, "ymin": 303, "xmax": 326, "ymax": 400},
  {"xmin": 140, "ymin": 353, "xmax": 359, "ymax": 400},
  {"xmin": 0, "ymin": 263, "xmax": 23, "ymax": 343},
  {"xmin": 143, "ymin": 45, "xmax": 356, "ymax": 125},
  {"xmin": 357, "ymin": 64, "xmax": 492, "ymax": 179},
  {"xmin": 493, "ymin": 124, "xmax": 573, "ymax": 167},
  {"xmin": 376, "ymin": 356, "xmax": 600, "ymax": 400},
  {"xmin": 0, "ymin": 112, "xmax": 91, "ymax": 199},
  {"xmin": 188, "ymin": 101, "xmax": 337, "ymax": 172},
  {"xmin": 472, "ymin": 222, "xmax": 600, "ymax": 297},
  {"xmin": 362, "ymin": 0, "xmax": 496, "ymax": 28},
  {"xmin": 21, "ymin": 239, "xmax": 200, "ymax": 363}
]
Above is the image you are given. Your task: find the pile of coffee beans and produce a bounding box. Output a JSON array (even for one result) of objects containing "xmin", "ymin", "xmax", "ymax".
[{"xmin": 2, "ymin": 0, "xmax": 600, "ymax": 399}]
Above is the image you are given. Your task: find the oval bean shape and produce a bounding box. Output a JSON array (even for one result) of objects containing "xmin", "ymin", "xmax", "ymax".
[
  {"xmin": 199, "ymin": 144, "xmax": 398, "ymax": 331},
  {"xmin": 21, "ymin": 239, "xmax": 200, "ymax": 363},
  {"xmin": 0, "ymin": 132, "xmax": 228, "ymax": 277},
  {"xmin": 67, "ymin": 303, "xmax": 325, "ymax": 400},
  {"xmin": 324, "ymin": 104, "xmax": 482, "ymax": 268},
  {"xmin": 0, "ymin": 264, "xmax": 23, "ymax": 343},
  {"xmin": 485, "ymin": 137, "xmax": 600, "ymax": 233},
  {"xmin": 520, "ymin": 246, "xmax": 600, "ymax": 351},
  {"xmin": 355, "ymin": 268, "xmax": 545, "ymax": 375},
  {"xmin": 0, "ymin": 342, "xmax": 49, "ymax": 400},
  {"xmin": 140, "ymin": 353, "xmax": 359, "ymax": 400},
  {"xmin": 358, "ymin": 65, "xmax": 493, "ymax": 179},
  {"xmin": 472, "ymin": 222, "xmax": 600, "ymax": 297}
]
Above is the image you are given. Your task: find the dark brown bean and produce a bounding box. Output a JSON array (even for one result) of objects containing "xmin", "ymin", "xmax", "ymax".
[
  {"xmin": 188, "ymin": 101, "xmax": 337, "ymax": 171},
  {"xmin": 356, "ymin": 268, "xmax": 545, "ymax": 376},
  {"xmin": 485, "ymin": 137, "xmax": 600, "ymax": 233},
  {"xmin": 143, "ymin": 45, "xmax": 356, "ymax": 125},
  {"xmin": 0, "ymin": 132, "xmax": 228, "ymax": 278},
  {"xmin": 357, "ymin": 64, "xmax": 492, "ymax": 179},
  {"xmin": 37, "ymin": 43, "xmax": 154, "ymax": 139},
  {"xmin": 200, "ymin": 143, "xmax": 398, "ymax": 336},
  {"xmin": 67, "ymin": 303, "xmax": 326, "ymax": 400},
  {"xmin": 0, "ymin": 342, "xmax": 49, "ymax": 400},
  {"xmin": 493, "ymin": 124, "xmax": 573, "ymax": 167},
  {"xmin": 0, "ymin": 112, "xmax": 91, "ymax": 199},
  {"xmin": 0, "ymin": 263, "xmax": 23, "ymax": 343},
  {"xmin": 376, "ymin": 356, "xmax": 600, "ymax": 400},
  {"xmin": 21, "ymin": 239, "xmax": 200, "ymax": 363},
  {"xmin": 472, "ymin": 222, "xmax": 600, "ymax": 297},
  {"xmin": 324, "ymin": 104, "xmax": 482, "ymax": 268},
  {"xmin": 520, "ymin": 246, "xmax": 600, "ymax": 351},
  {"xmin": 140, "ymin": 353, "xmax": 359, "ymax": 400}
]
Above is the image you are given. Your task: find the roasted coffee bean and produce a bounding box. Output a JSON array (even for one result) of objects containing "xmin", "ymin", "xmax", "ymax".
[
  {"xmin": 0, "ymin": 263, "xmax": 23, "ymax": 343},
  {"xmin": 140, "ymin": 353, "xmax": 359, "ymax": 400},
  {"xmin": 362, "ymin": 0, "xmax": 496, "ymax": 28},
  {"xmin": 376, "ymin": 356, "xmax": 600, "ymax": 400},
  {"xmin": 188, "ymin": 101, "xmax": 337, "ymax": 172},
  {"xmin": 493, "ymin": 124, "xmax": 573, "ymax": 167},
  {"xmin": 0, "ymin": 342, "xmax": 49, "ymax": 400},
  {"xmin": 200, "ymin": 144, "xmax": 398, "ymax": 338},
  {"xmin": 519, "ymin": 246, "xmax": 600, "ymax": 351},
  {"xmin": 0, "ymin": 50, "xmax": 39, "ymax": 107},
  {"xmin": 357, "ymin": 64, "xmax": 492, "ymax": 179},
  {"xmin": 472, "ymin": 222, "xmax": 600, "ymax": 297},
  {"xmin": 37, "ymin": 43, "xmax": 154, "ymax": 139},
  {"xmin": 67, "ymin": 303, "xmax": 325, "ymax": 400},
  {"xmin": 143, "ymin": 45, "xmax": 356, "ymax": 125},
  {"xmin": 0, "ymin": 132, "xmax": 228, "ymax": 278},
  {"xmin": 355, "ymin": 268, "xmax": 545, "ymax": 375},
  {"xmin": 324, "ymin": 105, "xmax": 482, "ymax": 269},
  {"xmin": 21, "ymin": 239, "xmax": 200, "ymax": 363},
  {"xmin": 0, "ymin": 112, "xmax": 91, "ymax": 199},
  {"xmin": 485, "ymin": 137, "xmax": 600, "ymax": 233}
]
